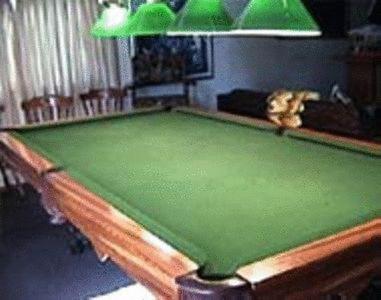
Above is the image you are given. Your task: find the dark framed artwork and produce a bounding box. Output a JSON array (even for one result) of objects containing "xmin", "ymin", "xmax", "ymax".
[{"xmin": 131, "ymin": 0, "xmax": 215, "ymax": 84}]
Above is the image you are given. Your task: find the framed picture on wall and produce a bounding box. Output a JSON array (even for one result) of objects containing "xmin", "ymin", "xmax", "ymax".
[{"xmin": 131, "ymin": 0, "xmax": 215, "ymax": 84}]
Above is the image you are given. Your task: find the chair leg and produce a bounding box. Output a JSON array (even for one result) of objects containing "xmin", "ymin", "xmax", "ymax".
[
  {"xmin": 13, "ymin": 172, "xmax": 25, "ymax": 197},
  {"xmin": 120, "ymin": 97, "xmax": 124, "ymax": 112},
  {"xmin": 0, "ymin": 163, "xmax": 11, "ymax": 189},
  {"xmin": 2, "ymin": 165, "xmax": 25, "ymax": 197},
  {"xmin": 65, "ymin": 224, "xmax": 90, "ymax": 255}
]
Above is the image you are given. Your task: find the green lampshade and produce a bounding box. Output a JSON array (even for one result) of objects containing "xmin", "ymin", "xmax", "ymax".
[
  {"xmin": 122, "ymin": 2, "xmax": 176, "ymax": 36},
  {"xmin": 234, "ymin": 0, "xmax": 321, "ymax": 37},
  {"xmin": 169, "ymin": 0, "xmax": 233, "ymax": 36},
  {"xmin": 91, "ymin": 3, "xmax": 132, "ymax": 38}
]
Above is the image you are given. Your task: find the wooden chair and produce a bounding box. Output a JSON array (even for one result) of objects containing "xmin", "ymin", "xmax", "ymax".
[
  {"xmin": 22, "ymin": 95, "xmax": 75, "ymax": 124},
  {"xmin": 21, "ymin": 97, "xmax": 51, "ymax": 124},
  {"xmin": 20, "ymin": 95, "xmax": 87, "ymax": 251},
  {"xmin": 0, "ymin": 104, "xmax": 4, "ymax": 124},
  {"xmin": 80, "ymin": 88, "xmax": 125, "ymax": 117},
  {"xmin": 46, "ymin": 95, "xmax": 75, "ymax": 121},
  {"xmin": 0, "ymin": 104, "xmax": 14, "ymax": 190},
  {"xmin": 7, "ymin": 96, "xmax": 75, "ymax": 193},
  {"xmin": 0, "ymin": 104, "xmax": 10, "ymax": 187}
]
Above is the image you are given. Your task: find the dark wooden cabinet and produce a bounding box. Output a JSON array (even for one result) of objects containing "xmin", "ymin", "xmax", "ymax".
[{"xmin": 348, "ymin": 53, "xmax": 381, "ymax": 106}]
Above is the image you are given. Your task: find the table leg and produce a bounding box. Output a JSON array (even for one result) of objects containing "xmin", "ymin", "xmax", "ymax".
[{"xmin": 40, "ymin": 183, "xmax": 66, "ymax": 225}]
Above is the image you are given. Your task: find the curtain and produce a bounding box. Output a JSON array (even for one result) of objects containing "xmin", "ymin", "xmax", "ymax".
[{"xmin": 0, "ymin": 0, "xmax": 120, "ymax": 126}]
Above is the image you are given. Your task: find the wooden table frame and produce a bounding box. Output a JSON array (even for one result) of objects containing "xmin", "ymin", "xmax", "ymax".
[{"xmin": 1, "ymin": 107, "xmax": 380, "ymax": 299}]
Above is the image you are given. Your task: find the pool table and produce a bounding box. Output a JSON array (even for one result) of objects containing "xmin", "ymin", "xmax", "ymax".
[{"xmin": 1, "ymin": 106, "xmax": 381, "ymax": 299}]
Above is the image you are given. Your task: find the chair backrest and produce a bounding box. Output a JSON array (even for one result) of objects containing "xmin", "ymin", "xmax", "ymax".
[
  {"xmin": 22, "ymin": 95, "xmax": 75, "ymax": 124},
  {"xmin": 46, "ymin": 95, "xmax": 75, "ymax": 121},
  {"xmin": 21, "ymin": 97, "xmax": 51, "ymax": 124},
  {"xmin": 80, "ymin": 88, "xmax": 125, "ymax": 117},
  {"xmin": 0, "ymin": 104, "xmax": 4, "ymax": 126}
]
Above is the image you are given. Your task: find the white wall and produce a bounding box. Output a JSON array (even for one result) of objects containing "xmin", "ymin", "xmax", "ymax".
[
  {"xmin": 118, "ymin": 36, "xmax": 349, "ymax": 110},
  {"xmin": 196, "ymin": 37, "xmax": 349, "ymax": 110}
]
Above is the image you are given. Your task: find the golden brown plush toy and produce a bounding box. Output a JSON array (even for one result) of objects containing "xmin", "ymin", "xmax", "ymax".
[{"xmin": 267, "ymin": 90, "xmax": 320, "ymax": 130}]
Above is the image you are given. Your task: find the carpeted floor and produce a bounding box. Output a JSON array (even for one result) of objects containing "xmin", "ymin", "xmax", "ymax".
[
  {"xmin": 1, "ymin": 185, "xmax": 380, "ymax": 300},
  {"xmin": 0, "ymin": 185, "xmax": 133, "ymax": 300}
]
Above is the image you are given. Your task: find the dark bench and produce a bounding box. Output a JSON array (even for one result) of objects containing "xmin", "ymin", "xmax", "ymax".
[{"xmin": 217, "ymin": 89, "xmax": 371, "ymax": 140}]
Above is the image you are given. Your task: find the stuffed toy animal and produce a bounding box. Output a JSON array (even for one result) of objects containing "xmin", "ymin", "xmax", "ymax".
[{"xmin": 267, "ymin": 90, "xmax": 320, "ymax": 130}]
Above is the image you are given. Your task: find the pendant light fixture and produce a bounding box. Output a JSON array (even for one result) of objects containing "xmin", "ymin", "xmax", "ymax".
[
  {"xmin": 123, "ymin": 0, "xmax": 176, "ymax": 36},
  {"xmin": 169, "ymin": 0, "xmax": 233, "ymax": 36},
  {"xmin": 234, "ymin": 0, "xmax": 321, "ymax": 37},
  {"xmin": 91, "ymin": 1, "xmax": 132, "ymax": 38},
  {"xmin": 91, "ymin": 0, "xmax": 322, "ymax": 38}
]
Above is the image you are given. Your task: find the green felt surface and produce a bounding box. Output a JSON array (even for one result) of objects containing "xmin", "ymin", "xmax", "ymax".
[{"xmin": 12, "ymin": 111, "xmax": 381, "ymax": 278}]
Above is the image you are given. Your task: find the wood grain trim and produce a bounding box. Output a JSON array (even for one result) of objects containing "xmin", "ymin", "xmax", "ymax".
[
  {"xmin": 174, "ymin": 107, "xmax": 381, "ymax": 154},
  {"xmin": 1, "ymin": 106, "xmax": 165, "ymax": 131},
  {"xmin": 251, "ymin": 254, "xmax": 381, "ymax": 299},
  {"xmin": 174, "ymin": 106, "xmax": 278, "ymax": 130},
  {"xmin": 237, "ymin": 219, "xmax": 381, "ymax": 286},
  {"xmin": 46, "ymin": 172, "xmax": 198, "ymax": 299},
  {"xmin": 288, "ymin": 127, "xmax": 381, "ymax": 154},
  {"xmin": 0, "ymin": 132, "xmax": 55, "ymax": 176}
]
